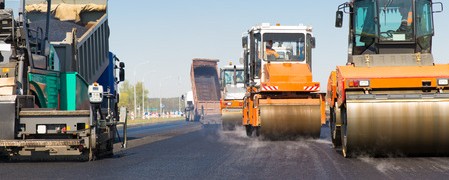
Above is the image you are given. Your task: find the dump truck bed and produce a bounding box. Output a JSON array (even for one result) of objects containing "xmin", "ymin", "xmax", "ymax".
[
  {"xmin": 26, "ymin": 0, "xmax": 109, "ymax": 84},
  {"xmin": 190, "ymin": 59, "xmax": 221, "ymax": 115}
]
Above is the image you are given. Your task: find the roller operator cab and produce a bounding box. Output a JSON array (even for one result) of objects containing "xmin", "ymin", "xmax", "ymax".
[
  {"xmin": 242, "ymin": 23, "xmax": 326, "ymax": 139},
  {"xmin": 328, "ymin": 0, "xmax": 447, "ymax": 157},
  {"xmin": 220, "ymin": 63, "xmax": 245, "ymax": 130}
]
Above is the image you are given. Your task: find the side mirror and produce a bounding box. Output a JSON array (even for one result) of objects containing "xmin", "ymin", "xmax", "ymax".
[
  {"xmin": 119, "ymin": 62, "xmax": 125, "ymax": 68},
  {"xmin": 242, "ymin": 36, "xmax": 248, "ymax": 48},
  {"xmin": 310, "ymin": 37, "xmax": 316, "ymax": 49},
  {"xmin": 335, "ymin": 11, "xmax": 344, "ymax": 28},
  {"xmin": 119, "ymin": 68, "xmax": 125, "ymax": 82},
  {"xmin": 432, "ymin": 2, "xmax": 443, "ymax": 13}
]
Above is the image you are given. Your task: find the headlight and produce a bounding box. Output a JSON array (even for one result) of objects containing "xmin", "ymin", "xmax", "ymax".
[
  {"xmin": 438, "ymin": 79, "xmax": 449, "ymax": 86},
  {"xmin": 359, "ymin": 80, "xmax": 370, "ymax": 87},
  {"xmin": 37, "ymin": 125, "xmax": 47, "ymax": 134}
]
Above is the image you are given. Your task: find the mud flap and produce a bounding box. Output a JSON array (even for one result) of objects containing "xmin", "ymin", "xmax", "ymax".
[{"xmin": 0, "ymin": 96, "xmax": 16, "ymax": 139}]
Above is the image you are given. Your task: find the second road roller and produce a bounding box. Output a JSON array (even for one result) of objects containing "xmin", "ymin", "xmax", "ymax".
[
  {"xmin": 220, "ymin": 63, "xmax": 245, "ymax": 130},
  {"xmin": 241, "ymin": 23, "xmax": 326, "ymax": 139},
  {"xmin": 327, "ymin": 0, "xmax": 448, "ymax": 157}
]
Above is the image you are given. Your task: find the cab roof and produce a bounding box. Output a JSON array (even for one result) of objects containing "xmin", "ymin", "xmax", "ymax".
[{"xmin": 249, "ymin": 23, "xmax": 313, "ymax": 33}]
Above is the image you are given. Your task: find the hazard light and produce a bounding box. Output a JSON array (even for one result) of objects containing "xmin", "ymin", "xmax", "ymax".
[
  {"xmin": 348, "ymin": 80, "xmax": 355, "ymax": 87},
  {"xmin": 438, "ymin": 79, "xmax": 449, "ymax": 86}
]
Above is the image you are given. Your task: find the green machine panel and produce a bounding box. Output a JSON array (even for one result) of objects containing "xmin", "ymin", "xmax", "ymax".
[
  {"xmin": 61, "ymin": 72, "xmax": 89, "ymax": 110},
  {"xmin": 28, "ymin": 72, "xmax": 60, "ymax": 109}
]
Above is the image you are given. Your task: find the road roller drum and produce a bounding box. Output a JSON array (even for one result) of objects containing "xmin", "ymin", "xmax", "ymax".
[
  {"xmin": 221, "ymin": 109, "xmax": 243, "ymax": 130},
  {"xmin": 259, "ymin": 104, "xmax": 321, "ymax": 139},
  {"xmin": 341, "ymin": 98, "xmax": 449, "ymax": 156}
]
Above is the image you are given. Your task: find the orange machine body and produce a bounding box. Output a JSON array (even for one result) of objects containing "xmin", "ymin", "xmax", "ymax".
[
  {"xmin": 242, "ymin": 23, "xmax": 324, "ymax": 138},
  {"xmin": 243, "ymin": 63, "xmax": 325, "ymax": 136},
  {"xmin": 220, "ymin": 99, "xmax": 244, "ymax": 111},
  {"xmin": 328, "ymin": 64, "xmax": 449, "ymax": 108},
  {"xmin": 328, "ymin": 0, "xmax": 449, "ymax": 157}
]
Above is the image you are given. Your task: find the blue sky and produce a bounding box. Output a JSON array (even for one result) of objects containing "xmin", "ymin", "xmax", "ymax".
[
  {"xmin": 108, "ymin": 0, "xmax": 347, "ymax": 98},
  {"xmin": 7, "ymin": 1, "xmax": 449, "ymax": 98},
  {"xmin": 108, "ymin": 0, "xmax": 448, "ymax": 98}
]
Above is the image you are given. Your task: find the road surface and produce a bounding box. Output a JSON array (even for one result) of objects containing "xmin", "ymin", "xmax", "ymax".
[{"xmin": 1, "ymin": 116, "xmax": 449, "ymax": 179}]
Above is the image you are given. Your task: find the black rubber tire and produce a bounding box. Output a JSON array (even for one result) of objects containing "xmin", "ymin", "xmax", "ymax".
[
  {"xmin": 246, "ymin": 125, "xmax": 253, "ymax": 137},
  {"xmin": 104, "ymin": 140, "xmax": 114, "ymax": 158},
  {"xmin": 341, "ymin": 105, "xmax": 350, "ymax": 158},
  {"xmin": 330, "ymin": 105, "xmax": 342, "ymax": 148}
]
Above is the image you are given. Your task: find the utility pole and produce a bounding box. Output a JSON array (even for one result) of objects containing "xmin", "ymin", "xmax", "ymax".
[
  {"xmin": 142, "ymin": 79, "xmax": 145, "ymax": 118},
  {"xmin": 141, "ymin": 70, "xmax": 156, "ymax": 118},
  {"xmin": 159, "ymin": 97, "xmax": 162, "ymax": 116},
  {"xmin": 178, "ymin": 76, "xmax": 181, "ymax": 114},
  {"xmin": 133, "ymin": 72, "xmax": 136, "ymax": 119},
  {"xmin": 159, "ymin": 76, "xmax": 172, "ymax": 116},
  {"xmin": 133, "ymin": 61, "xmax": 150, "ymax": 119},
  {"xmin": 159, "ymin": 80, "xmax": 162, "ymax": 116}
]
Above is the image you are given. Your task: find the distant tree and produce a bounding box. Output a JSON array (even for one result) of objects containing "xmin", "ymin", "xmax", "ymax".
[
  {"xmin": 118, "ymin": 80, "xmax": 132, "ymax": 110},
  {"xmin": 118, "ymin": 80, "xmax": 149, "ymax": 113},
  {"xmin": 119, "ymin": 92, "xmax": 130, "ymax": 109},
  {"xmin": 118, "ymin": 81, "xmax": 185, "ymax": 116},
  {"xmin": 147, "ymin": 97, "xmax": 185, "ymax": 113}
]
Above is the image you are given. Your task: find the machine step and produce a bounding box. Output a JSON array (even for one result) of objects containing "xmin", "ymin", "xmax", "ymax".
[{"xmin": 0, "ymin": 139, "xmax": 83, "ymax": 147}]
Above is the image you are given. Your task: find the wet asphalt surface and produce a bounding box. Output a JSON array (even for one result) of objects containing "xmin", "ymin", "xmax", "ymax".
[{"xmin": 1, "ymin": 117, "xmax": 449, "ymax": 180}]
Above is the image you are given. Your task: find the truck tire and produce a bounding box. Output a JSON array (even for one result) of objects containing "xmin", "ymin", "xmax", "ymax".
[{"xmin": 246, "ymin": 125, "xmax": 253, "ymax": 137}]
